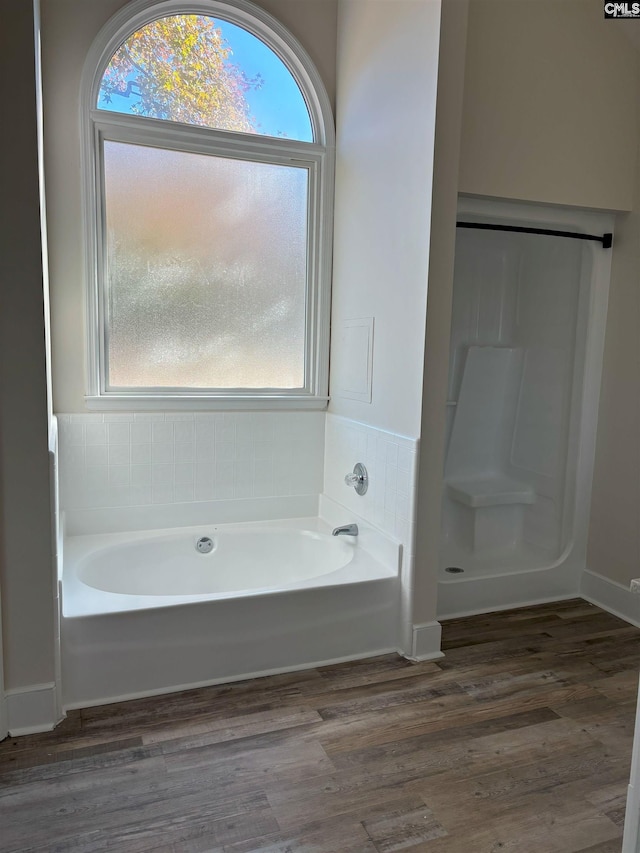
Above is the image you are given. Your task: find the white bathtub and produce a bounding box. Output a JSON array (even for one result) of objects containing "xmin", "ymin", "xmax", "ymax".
[{"xmin": 61, "ymin": 517, "xmax": 400, "ymax": 708}]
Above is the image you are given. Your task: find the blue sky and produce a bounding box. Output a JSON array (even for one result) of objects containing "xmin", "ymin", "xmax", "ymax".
[
  {"xmin": 221, "ymin": 20, "xmax": 312, "ymax": 141},
  {"xmin": 99, "ymin": 16, "xmax": 312, "ymax": 142}
]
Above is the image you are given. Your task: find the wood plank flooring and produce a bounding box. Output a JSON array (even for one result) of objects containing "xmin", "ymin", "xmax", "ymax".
[{"xmin": 1, "ymin": 599, "xmax": 639, "ymax": 852}]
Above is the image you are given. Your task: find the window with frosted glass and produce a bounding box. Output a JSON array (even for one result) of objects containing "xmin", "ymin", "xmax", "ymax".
[
  {"xmin": 103, "ymin": 140, "xmax": 309, "ymax": 389},
  {"xmin": 84, "ymin": 1, "xmax": 332, "ymax": 405}
]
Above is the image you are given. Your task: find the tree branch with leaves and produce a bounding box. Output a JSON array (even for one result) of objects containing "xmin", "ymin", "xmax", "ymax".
[{"xmin": 100, "ymin": 15, "xmax": 262, "ymax": 131}]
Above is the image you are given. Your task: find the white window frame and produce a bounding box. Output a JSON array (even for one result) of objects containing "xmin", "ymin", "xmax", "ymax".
[{"xmin": 81, "ymin": 0, "xmax": 334, "ymax": 410}]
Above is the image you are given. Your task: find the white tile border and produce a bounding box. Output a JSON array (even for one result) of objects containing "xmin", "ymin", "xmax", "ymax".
[
  {"xmin": 65, "ymin": 495, "xmax": 319, "ymax": 536},
  {"xmin": 57, "ymin": 411, "xmax": 325, "ymax": 513},
  {"xmin": 323, "ymin": 412, "xmax": 419, "ymax": 547},
  {"xmin": 324, "ymin": 412, "xmax": 417, "ymax": 450}
]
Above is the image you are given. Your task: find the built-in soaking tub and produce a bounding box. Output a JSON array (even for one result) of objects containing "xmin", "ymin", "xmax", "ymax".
[{"xmin": 61, "ymin": 517, "xmax": 399, "ymax": 708}]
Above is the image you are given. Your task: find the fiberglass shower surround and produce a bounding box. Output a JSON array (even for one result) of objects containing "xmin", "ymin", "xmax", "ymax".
[{"xmin": 438, "ymin": 201, "xmax": 613, "ymax": 618}]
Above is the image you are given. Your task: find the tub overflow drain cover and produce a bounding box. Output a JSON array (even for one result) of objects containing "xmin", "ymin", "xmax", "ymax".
[{"xmin": 196, "ymin": 536, "xmax": 214, "ymax": 554}]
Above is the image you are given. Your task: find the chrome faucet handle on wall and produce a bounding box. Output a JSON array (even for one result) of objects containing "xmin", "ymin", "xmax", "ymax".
[{"xmin": 344, "ymin": 463, "xmax": 368, "ymax": 496}]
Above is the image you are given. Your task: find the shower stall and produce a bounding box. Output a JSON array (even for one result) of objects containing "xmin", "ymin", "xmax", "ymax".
[{"xmin": 437, "ymin": 198, "xmax": 613, "ymax": 618}]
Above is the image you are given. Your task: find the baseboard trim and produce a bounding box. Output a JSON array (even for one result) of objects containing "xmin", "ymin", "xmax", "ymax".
[
  {"xmin": 581, "ymin": 569, "xmax": 640, "ymax": 628},
  {"xmin": 438, "ymin": 592, "xmax": 580, "ymax": 622},
  {"xmin": 6, "ymin": 682, "xmax": 60, "ymax": 736},
  {"xmin": 404, "ymin": 621, "xmax": 444, "ymax": 662}
]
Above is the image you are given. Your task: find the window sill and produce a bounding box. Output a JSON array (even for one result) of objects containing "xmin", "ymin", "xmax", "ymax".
[{"xmin": 84, "ymin": 395, "xmax": 330, "ymax": 412}]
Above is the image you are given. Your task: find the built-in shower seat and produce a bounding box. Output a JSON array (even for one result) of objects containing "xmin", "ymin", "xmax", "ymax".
[
  {"xmin": 445, "ymin": 475, "xmax": 535, "ymax": 555},
  {"xmin": 446, "ymin": 475, "xmax": 535, "ymax": 508},
  {"xmin": 445, "ymin": 475, "xmax": 535, "ymax": 554},
  {"xmin": 445, "ymin": 345, "xmax": 536, "ymax": 555}
]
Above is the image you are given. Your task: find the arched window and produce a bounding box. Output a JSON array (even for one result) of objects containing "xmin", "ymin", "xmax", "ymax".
[{"xmin": 82, "ymin": 0, "xmax": 333, "ymax": 407}]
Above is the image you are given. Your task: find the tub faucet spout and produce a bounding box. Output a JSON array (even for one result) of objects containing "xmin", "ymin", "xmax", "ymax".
[{"xmin": 332, "ymin": 523, "xmax": 359, "ymax": 537}]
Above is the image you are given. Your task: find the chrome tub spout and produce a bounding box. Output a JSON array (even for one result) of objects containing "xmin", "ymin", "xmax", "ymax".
[{"xmin": 332, "ymin": 524, "xmax": 359, "ymax": 537}]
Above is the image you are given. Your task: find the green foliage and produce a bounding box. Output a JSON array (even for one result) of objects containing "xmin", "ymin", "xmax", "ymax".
[{"xmin": 100, "ymin": 15, "xmax": 260, "ymax": 131}]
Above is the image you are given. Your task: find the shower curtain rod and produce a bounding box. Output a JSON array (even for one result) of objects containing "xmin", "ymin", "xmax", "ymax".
[{"xmin": 456, "ymin": 221, "xmax": 613, "ymax": 249}]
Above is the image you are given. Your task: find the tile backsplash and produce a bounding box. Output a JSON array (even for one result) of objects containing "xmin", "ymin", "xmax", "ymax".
[
  {"xmin": 323, "ymin": 413, "xmax": 419, "ymax": 549},
  {"xmin": 58, "ymin": 409, "xmax": 418, "ymax": 554},
  {"xmin": 58, "ymin": 411, "xmax": 325, "ymax": 512}
]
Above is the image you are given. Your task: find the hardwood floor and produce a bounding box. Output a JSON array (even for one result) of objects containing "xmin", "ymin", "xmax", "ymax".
[{"xmin": 1, "ymin": 599, "xmax": 639, "ymax": 852}]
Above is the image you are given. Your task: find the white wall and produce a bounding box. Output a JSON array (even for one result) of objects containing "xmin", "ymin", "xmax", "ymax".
[
  {"xmin": 327, "ymin": 0, "xmax": 443, "ymax": 658},
  {"xmin": 414, "ymin": 0, "xmax": 469, "ymax": 636},
  {"xmin": 40, "ymin": 0, "xmax": 338, "ymax": 414},
  {"xmin": 329, "ymin": 0, "xmax": 441, "ymax": 440},
  {"xmin": 459, "ymin": 0, "xmax": 638, "ymax": 211},
  {"xmin": 588, "ymin": 203, "xmax": 640, "ymax": 589},
  {"xmin": 585, "ymin": 50, "xmax": 640, "ymax": 593},
  {"xmin": 0, "ymin": 2, "xmax": 57, "ymax": 731}
]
